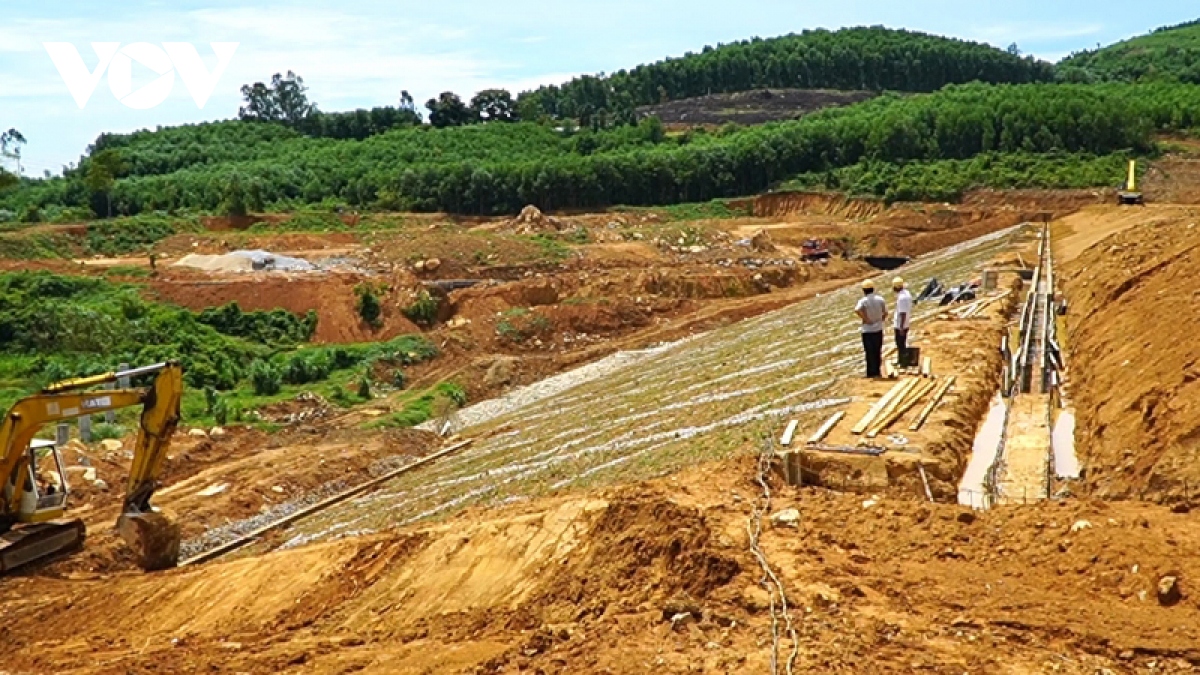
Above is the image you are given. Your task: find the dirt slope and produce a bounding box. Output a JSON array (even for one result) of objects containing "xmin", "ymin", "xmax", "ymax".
[
  {"xmin": 2, "ymin": 460, "xmax": 1198, "ymax": 674},
  {"xmin": 1060, "ymin": 206, "xmax": 1200, "ymax": 501}
]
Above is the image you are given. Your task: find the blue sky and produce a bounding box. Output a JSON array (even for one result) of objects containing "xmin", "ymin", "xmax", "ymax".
[{"xmin": 1, "ymin": 1, "xmax": 1197, "ymax": 174}]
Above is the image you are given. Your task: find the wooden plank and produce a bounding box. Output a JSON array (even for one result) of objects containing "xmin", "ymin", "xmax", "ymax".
[
  {"xmin": 779, "ymin": 419, "xmax": 800, "ymax": 447},
  {"xmin": 179, "ymin": 438, "xmax": 475, "ymax": 566},
  {"xmin": 868, "ymin": 374, "xmax": 931, "ymax": 432},
  {"xmin": 867, "ymin": 378, "xmax": 936, "ymax": 438},
  {"xmin": 806, "ymin": 411, "xmax": 845, "ymax": 445},
  {"xmin": 909, "ymin": 376, "xmax": 956, "ymax": 431},
  {"xmin": 859, "ymin": 378, "xmax": 922, "ymax": 437},
  {"xmin": 918, "ymin": 464, "xmax": 935, "ymax": 502},
  {"xmin": 851, "ymin": 379, "xmax": 913, "ymax": 435}
]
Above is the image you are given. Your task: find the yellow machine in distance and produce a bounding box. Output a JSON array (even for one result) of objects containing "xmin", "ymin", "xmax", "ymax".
[
  {"xmin": 1118, "ymin": 159, "xmax": 1144, "ymax": 205},
  {"xmin": 0, "ymin": 362, "xmax": 184, "ymax": 573}
]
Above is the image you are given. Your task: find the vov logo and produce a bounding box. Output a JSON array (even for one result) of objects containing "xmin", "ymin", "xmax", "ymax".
[{"xmin": 44, "ymin": 42, "xmax": 239, "ymax": 110}]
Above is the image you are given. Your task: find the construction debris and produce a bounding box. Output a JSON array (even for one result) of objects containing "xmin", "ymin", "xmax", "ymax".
[
  {"xmin": 779, "ymin": 420, "xmax": 800, "ymax": 447},
  {"xmin": 910, "ymin": 376, "xmax": 956, "ymax": 431},
  {"xmin": 867, "ymin": 378, "xmax": 936, "ymax": 438},
  {"xmin": 852, "ymin": 379, "xmax": 913, "ymax": 434},
  {"xmin": 806, "ymin": 411, "xmax": 845, "ymax": 445}
]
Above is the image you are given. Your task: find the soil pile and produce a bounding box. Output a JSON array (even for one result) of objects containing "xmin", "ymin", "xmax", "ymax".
[
  {"xmin": 173, "ymin": 250, "xmax": 315, "ymax": 273},
  {"xmin": 508, "ymin": 204, "xmax": 564, "ymax": 234},
  {"xmin": 1062, "ymin": 206, "xmax": 1200, "ymax": 501}
]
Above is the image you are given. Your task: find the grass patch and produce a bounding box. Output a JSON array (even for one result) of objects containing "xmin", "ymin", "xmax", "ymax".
[
  {"xmin": 101, "ymin": 265, "xmax": 152, "ymax": 278},
  {"xmin": 370, "ymin": 381, "xmax": 467, "ymax": 429},
  {"xmin": 617, "ymin": 198, "xmax": 753, "ymax": 221}
]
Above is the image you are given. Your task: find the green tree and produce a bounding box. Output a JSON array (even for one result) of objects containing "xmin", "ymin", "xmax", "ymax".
[
  {"xmin": 83, "ymin": 149, "xmax": 126, "ymax": 218},
  {"xmin": 0, "ymin": 129, "xmax": 26, "ymax": 175},
  {"xmin": 239, "ymin": 71, "xmax": 317, "ymax": 126},
  {"xmin": 221, "ymin": 173, "xmax": 249, "ymax": 217},
  {"xmin": 470, "ymin": 89, "xmax": 517, "ymax": 122},
  {"xmin": 425, "ymin": 92, "xmax": 475, "ymax": 128}
]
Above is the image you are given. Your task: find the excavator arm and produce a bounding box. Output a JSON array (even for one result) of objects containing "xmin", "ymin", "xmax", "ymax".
[{"xmin": 0, "ymin": 362, "xmax": 184, "ymax": 572}]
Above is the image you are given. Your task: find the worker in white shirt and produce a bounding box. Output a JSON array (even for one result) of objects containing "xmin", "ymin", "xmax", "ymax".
[
  {"xmin": 893, "ymin": 277, "xmax": 913, "ymax": 360},
  {"xmin": 854, "ymin": 279, "xmax": 887, "ymax": 378}
]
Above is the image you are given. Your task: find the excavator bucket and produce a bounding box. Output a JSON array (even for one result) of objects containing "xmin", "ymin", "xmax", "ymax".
[{"xmin": 117, "ymin": 510, "xmax": 180, "ymax": 571}]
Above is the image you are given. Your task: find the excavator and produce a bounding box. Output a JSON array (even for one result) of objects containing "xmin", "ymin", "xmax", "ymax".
[
  {"xmin": 1118, "ymin": 159, "xmax": 1144, "ymax": 205},
  {"xmin": 0, "ymin": 362, "xmax": 183, "ymax": 573}
]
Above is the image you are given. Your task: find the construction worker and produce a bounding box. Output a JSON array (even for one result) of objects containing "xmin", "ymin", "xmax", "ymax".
[
  {"xmin": 893, "ymin": 276, "xmax": 913, "ymax": 360},
  {"xmin": 854, "ymin": 279, "xmax": 887, "ymax": 378}
]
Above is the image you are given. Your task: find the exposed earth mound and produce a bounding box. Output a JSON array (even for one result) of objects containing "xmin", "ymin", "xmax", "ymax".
[{"xmin": 1060, "ymin": 205, "xmax": 1200, "ymax": 502}]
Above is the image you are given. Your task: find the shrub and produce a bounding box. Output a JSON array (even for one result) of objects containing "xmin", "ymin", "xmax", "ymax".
[
  {"xmin": 213, "ymin": 396, "xmax": 229, "ymax": 426},
  {"xmin": 249, "ymin": 359, "xmax": 281, "ymax": 396},
  {"xmin": 91, "ymin": 422, "xmax": 126, "ymax": 442},
  {"xmin": 402, "ymin": 290, "xmax": 440, "ymax": 326},
  {"xmin": 355, "ymin": 283, "xmax": 383, "ymax": 328}
]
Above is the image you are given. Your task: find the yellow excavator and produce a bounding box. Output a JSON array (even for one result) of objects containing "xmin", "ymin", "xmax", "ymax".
[
  {"xmin": 1118, "ymin": 159, "xmax": 1144, "ymax": 205},
  {"xmin": 0, "ymin": 362, "xmax": 183, "ymax": 573}
]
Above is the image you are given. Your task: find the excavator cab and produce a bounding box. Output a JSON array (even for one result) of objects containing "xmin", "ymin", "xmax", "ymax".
[
  {"xmin": 0, "ymin": 362, "xmax": 183, "ymax": 573},
  {"xmin": 12, "ymin": 439, "xmax": 70, "ymax": 519}
]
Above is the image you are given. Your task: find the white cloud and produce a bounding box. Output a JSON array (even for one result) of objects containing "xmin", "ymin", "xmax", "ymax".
[{"xmin": 965, "ymin": 22, "xmax": 1104, "ymax": 45}]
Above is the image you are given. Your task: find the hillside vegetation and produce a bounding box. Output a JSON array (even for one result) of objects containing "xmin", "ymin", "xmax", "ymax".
[
  {"xmin": 1058, "ymin": 20, "xmax": 1200, "ymax": 83},
  {"xmin": 781, "ymin": 151, "xmax": 1138, "ymax": 203},
  {"xmin": 4, "ymin": 83, "xmax": 1198, "ymax": 218},
  {"xmin": 518, "ymin": 26, "xmax": 1054, "ymax": 123},
  {"xmin": 0, "ymin": 271, "xmax": 439, "ymax": 422}
]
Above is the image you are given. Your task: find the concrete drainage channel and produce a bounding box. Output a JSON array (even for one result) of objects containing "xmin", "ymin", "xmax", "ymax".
[{"xmin": 960, "ymin": 223, "xmax": 1080, "ymax": 509}]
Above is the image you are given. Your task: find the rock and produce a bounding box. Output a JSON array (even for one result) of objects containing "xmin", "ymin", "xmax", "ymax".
[
  {"xmin": 424, "ymin": 258, "xmax": 441, "ymax": 272},
  {"xmin": 662, "ymin": 595, "xmax": 702, "ymax": 621},
  {"xmin": 1070, "ymin": 519, "xmax": 1092, "ymax": 533},
  {"xmin": 1171, "ymin": 502, "xmax": 1191, "ymax": 514},
  {"xmin": 809, "ymin": 584, "xmax": 842, "ymax": 608},
  {"xmin": 669, "ymin": 612, "xmax": 696, "ymax": 631},
  {"xmin": 484, "ymin": 356, "xmax": 518, "ymax": 388},
  {"xmin": 770, "ymin": 508, "xmax": 801, "ymax": 528},
  {"xmin": 271, "ymin": 485, "xmax": 285, "ymax": 494},
  {"xmin": 740, "ymin": 586, "xmax": 772, "ymax": 613},
  {"xmin": 93, "ymin": 479, "xmax": 109, "ymax": 491},
  {"xmin": 750, "ymin": 229, "xmax": 777, "ymax": 253},
  {"xmin": 83, "ymin": 467, "xmax": 97, "ymax": 483},
  {"xmin": 956, "ymin": 510, "xmax": 977, "ymax": 525},
  {"xmin": 209, "ymin": 427, "xmax": 226, "ymax": 437},
  {"xmin": 187, "ymin": 428, "xmax": 208, "ymax": 438},
  {"xmin": 195, "ymin": 483, "xmax": 228, "ymax": 497},
  {"xmin": 99, "ymin": 438, "xmax": 123, "ymax": 452},
  {"xmin": 862, "ymin": 497, "xmax": 880, "ymax": 509},
  {"xmin": 414, "ymin": 260, "xmax": 426, "ymax": 272},
  {"xmin": 1157, "ymin": 576, "xmax": 1182, "ymax": 606}
]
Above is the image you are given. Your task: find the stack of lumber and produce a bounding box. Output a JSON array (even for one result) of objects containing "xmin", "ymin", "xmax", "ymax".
[{"xmin": 850, "ymin": 375, "xmax": 955, "ymax": 438}]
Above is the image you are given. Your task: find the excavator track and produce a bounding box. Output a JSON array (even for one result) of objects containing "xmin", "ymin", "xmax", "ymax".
[{"xmin": 0, "ymin": 520, "xmax": 85, "ymax": 573}]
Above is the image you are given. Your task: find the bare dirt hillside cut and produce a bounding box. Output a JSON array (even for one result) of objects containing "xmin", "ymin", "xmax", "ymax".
[{"xmin": 1060, "ymin": 205, "xmax": 1200, "ymax": 502}]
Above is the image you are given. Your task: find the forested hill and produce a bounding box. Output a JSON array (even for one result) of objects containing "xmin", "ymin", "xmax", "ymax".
[
  {"xmin": 516, "ymin": 27, "xmax": 1055, "ymax": 123},
  {"xmin": 1057, "ymin": 20, "xmax": 1200, "ymax": 83},
  {"xmin": 6, "ymin": 82, "xmax": 1200, "ymax": 218}
]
